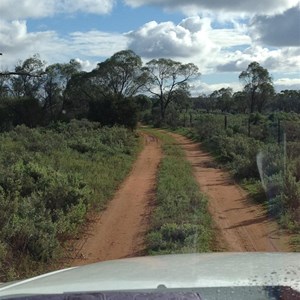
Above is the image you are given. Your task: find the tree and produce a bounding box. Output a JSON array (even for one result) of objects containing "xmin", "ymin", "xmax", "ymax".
[
  {"xmin": 194, "ymin": 94, "xmax": 214, "ymax": 113},
  {"xmin": 239, "ymin": 61, "xmax": 274, "ymax": 113},
  {"xmin": 88, "ymin": 50, "xmax": 147, "ymax": 100},
  {"xmin": 44, "ymin": 60, "xmax": 81, "ymax": 120},
  {"xmin": 0, "ymin": 75, "xmax": 9, "ymax": 99},
  {"xmin": 210, "ymin": 87, "xmax": 233, "ymax": 113},
  {"xmin": 232, "ymin": 91, "xmax": 248, "ymax": 113},
  {"xmin": 274, "ymin": 90, "xmax": 300, "ymax": 113},
  {"xmin": 172, "ymin": 89, "xmax": 192, "ymax": 126},
  {"xmin": 62, "ymin": 71, "xmax": 91, "ymax": 119},
  {"xmin": 10, "ymin": 54, "xmax": 46, "ymax": 99},
  {"xmin": 63, "ymin": 51, "xmax": 145, "ymax": 127},
  {"xmin": 143, "ymin": 58, "xmax": 199, "ymax": 124}
]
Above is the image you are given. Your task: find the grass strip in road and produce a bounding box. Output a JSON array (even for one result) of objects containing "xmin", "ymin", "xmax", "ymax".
[{"xmin": 141, "ymin": 129, "xmax": 213, "ymax": 254}]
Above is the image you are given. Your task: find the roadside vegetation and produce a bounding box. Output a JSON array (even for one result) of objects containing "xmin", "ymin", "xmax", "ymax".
[
  {"xmin": 0, "ymin": 120, "xmax": 140, "ymax": 281},
  {"xmin": 142, "ymin": 129, "xmax": 213, "ymax": 254},
  {"xmin": 176, "ymin": 112, "xmax": 300, "ymax": 250}
]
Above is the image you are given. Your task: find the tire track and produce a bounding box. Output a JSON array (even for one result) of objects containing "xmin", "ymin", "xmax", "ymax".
[
  {"xmin": 169, "ymin": 132, "xmax": 291, "ymax": 252},
  {"xmin": 70, "ymin": 133, "xmax": 162, "ymax": 266}
]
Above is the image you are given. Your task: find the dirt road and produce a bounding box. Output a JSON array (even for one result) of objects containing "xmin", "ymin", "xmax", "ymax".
[
  {"xmin": 170, "ymin": 133, "xmax": 291, "ymax": 252},
  {"xmin": 71, "ymin": 133, "xmax": 162, "ymax": 266},
  {"xmin": 69, "ymin": 130, "xmax": 290, "ymax": 267}
]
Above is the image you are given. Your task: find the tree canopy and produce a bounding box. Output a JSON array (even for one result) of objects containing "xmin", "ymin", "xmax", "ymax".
[
  {"xmin": 239, "ymin": 61, "xmax": 274, "ymax": 113},
  {"xmin": 0, "ymin": 51, "xmax": 299, "ymax": 130},
  {"xmin": 143, "ymin": 58, "xmax": 200, "ymax": 124}
]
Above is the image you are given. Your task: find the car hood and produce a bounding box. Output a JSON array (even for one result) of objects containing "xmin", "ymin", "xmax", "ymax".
[{"xmin": 0, "ymin": 253, "xmax": 299, "ymax": 297}]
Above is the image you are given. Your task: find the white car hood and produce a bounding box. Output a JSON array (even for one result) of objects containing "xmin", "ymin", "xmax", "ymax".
[{"xmin": 0, "ymin": 253, "xmax": 299, "ymax": 297}]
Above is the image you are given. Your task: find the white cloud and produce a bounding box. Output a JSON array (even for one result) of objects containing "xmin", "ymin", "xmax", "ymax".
[
  {"xmin": 126, "ymin": 16, "xmax": 300, "ymax": 80},
  {"xmin": 193, "ymin": 77, "xmax": 300, "ymax": 95},
  {"xmin": 250, "ymin": 5, "xmax": 300, "ymax": 47},
  {"xmin": 124, "ymin": 0, "xmax": 299, "ymax": 16},
  {"xmin": 0, "ymin": 20, "xmax": 67, "ymax": 69},
  {"xmin": 193, "ymin": 81, "xmax": 242, "ymax": 95},
  {"xmin": 217, "ymin": 45, "xmax": 300, "ymax": 74},
  {"xmin": 74, "ymin": 58, "xmax": 95, "ymax": 71},
  {"xmin": 127, "ymin": 16, "xmax": 250, "ymax": 65},
  {"xmin": 274, "ymin": 78, "xmax": 300, "ymax": 91},
  {"xmin": 0, "ymin": 0, "xmax": 115, "ymax": 20},
  {"xmin": 126, "ymin": 17, "xmax": 217, "ymax": 59},
  {"xmin": 0, "ymin": 20, "xmax": 127, "ymax": 71},
  {"xmin": 69, "ymin": 31, "xmax": 128, "ymax": 57},
  {"xmin": 58, "ymin": 0, "xmax": 116, "ymax": 15}
]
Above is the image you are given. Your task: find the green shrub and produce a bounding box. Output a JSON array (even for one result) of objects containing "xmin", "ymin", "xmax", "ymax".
[{"xmin": 0, "ymin": 120, "xmax": 140, "ymax": 280}]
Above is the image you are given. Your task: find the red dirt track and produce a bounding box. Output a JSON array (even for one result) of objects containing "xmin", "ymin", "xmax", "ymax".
[
  {"xmin": 170, "ymin": 132, "xmax": 291, "ymax": 252},
  {"xmin": 71, "ymin": 133, "xmax": 162, "ymax": 266},
  {"xmin": 70, "ymin": 131, "xmax": 290, "ymax": 267}
]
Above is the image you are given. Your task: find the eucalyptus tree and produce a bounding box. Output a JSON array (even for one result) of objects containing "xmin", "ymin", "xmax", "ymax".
[
  {"xmin": 64, "ymin": 50, "xmax": 146, "ymax": 127},
  {"xmin": 212, "ymin": 87, "xmax": 233, "ymax": 113},
  {"xmin": 44, "ymin": 59, "xmax": 81, "ymax": 120},
  {"xmin": 239, "ymin": 61, "xmax": 274, "ymax": 113},
  {"xmin": 143, "ymin": 58, "xmax": 200, "ymax": 123},
  {"xmin": 10, "ymin": 54, "xmax": 46, "ymax": 99},
  {"xmin": 88, "ymin": 50, "xmax": 147, "ymax": 100}
]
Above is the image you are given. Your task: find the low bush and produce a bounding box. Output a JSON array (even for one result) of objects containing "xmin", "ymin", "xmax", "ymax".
[
  {"xmin": 0, "ymin": 120, "xmax": 140, "ymax": 281},
  {"xmin": 180, "ymin": 112, "xmax": 300, "ymax": 245}
]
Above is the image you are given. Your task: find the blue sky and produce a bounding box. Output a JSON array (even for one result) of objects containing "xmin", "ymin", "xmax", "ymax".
[{"xmin": 0, "ymin": 0, "xmax": 299, "ymax": 94}]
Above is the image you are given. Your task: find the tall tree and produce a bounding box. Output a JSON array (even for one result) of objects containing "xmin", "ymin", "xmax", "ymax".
[
  {"xmin": 44, "ymin": 59, "xmax": 81, "ymax": 120},
  {"xmin": 10, "ymin": 54, "xmax": 46, "ymax": 99},
  {"xmin": 64, "ymin": 51, "xmax": 145, "ymax": 127},
  {"xmin": 239, "ymin": 61, "xmax": 274, "ymax": 113},
  {"xmin": 211, "ymin": 87, "xmax": 233, "ymax": 113},
  {"xmin": 232, "ymin": 91, "xmax": 248, "ymax": 113},
  {"xmin": 143, "ymin": 58, "xmax": 199, "ymax": 123},
  {"xmin": 88, "ymin": 50, "xmax": 147, "ymax": 100}
]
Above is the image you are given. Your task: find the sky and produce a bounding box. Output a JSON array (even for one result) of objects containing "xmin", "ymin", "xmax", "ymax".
[{"xmin": 0, "ymin": 0, "xmax": 299, "ymax": 95}]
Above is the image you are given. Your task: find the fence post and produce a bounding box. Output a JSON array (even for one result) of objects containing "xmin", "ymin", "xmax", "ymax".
[
  {"xmin": 277, "ymin": 119, "xmax": 281, "ymax": 144},
  {"xmin": 189, "ymin": 112, "xmax": 193, "ymax": 127},
  {"xmin": 283, "ymin": 132, "xmax": 287, "ymax": 178},
  {"xmin": 248, "ymin": 117, "xmax": 251, "ymax": 137}
]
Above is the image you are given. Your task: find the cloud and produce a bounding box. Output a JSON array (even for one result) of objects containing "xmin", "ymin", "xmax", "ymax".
[
  {"xmin": 69, "ymin": 31, "xmax": 128, "ymax": 58},
  {"xmin": 250, "ymin": 5, "xmax": 300, "ymax": 47},
  {"xmin": 74, "ymin": 58, "xmax": 94, "ymax": 71},
  {"xmin": 193, "ymin": 81, "xmax": 242, "ymax": 95},
  {"xmin": 126, "ymin": 16, "xmax": 250, "ymax": 64},
  {"xmin": 217, "ymin": 45, "xmax": 300, "ymax": 73},
  {"xmin": 0, "ymin": 20, "xmax": 66, "ymax": 69},
  {"xmin": 58, "ymin": 0, "xmax": 116, "ymax": 15},
  {"xmin": 0, "ymin": 0, "xmax": 115, "ymax": 20},
  {"xmin": 274, "ymin": 78, "xmax": 300, "ymax": 91},
  {"xmin": 124, "ymin": 0, "xmax": 299, "ymax": 15},
  {"xmin": 0, "ymin": 20, "xmax": 127, "ymax": 70},
  {"xmin": 194, "ymin": 77, "xmax": 300, "ymax": 95},
  {"xmin": 126, "ymin": 17, "xmax": 217, "ymax": 59}
]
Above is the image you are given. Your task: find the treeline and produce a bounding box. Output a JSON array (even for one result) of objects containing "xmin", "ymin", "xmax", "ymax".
[
  {"xmin": 0, "ymin": 51, "xmax": 199, "ymax": 130},
  {"xmin": 194, "ymin": 89, "xmax": 300, "ymax": 115},
  {"xmin": 0, "ymin": 120, "xmax": 139, "ymax": 281},
  {"xmin": 1, "ymin": 51, "xmax": 299, "ymax": 130}
]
